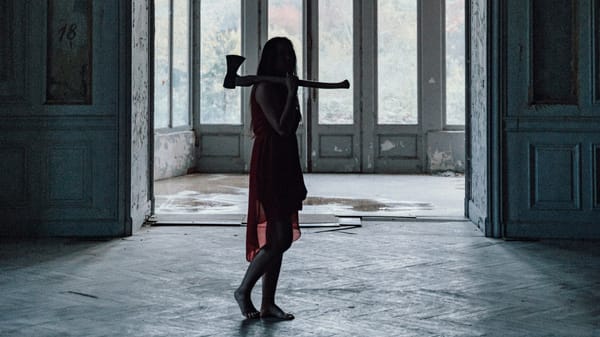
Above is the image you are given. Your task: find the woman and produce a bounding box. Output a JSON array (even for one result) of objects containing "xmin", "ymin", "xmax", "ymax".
[{"xmin": 234, "ymin": 37, "xmax": 307, "ymax": 320}]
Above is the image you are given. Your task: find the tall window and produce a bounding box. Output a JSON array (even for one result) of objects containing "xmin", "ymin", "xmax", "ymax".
[
  {"xmin": 318, "ymin": 0, "xmax": 353, "ymax": 125},
  {"xmin": 268, "ymin": 0, "xmax": 303, "ymax": 118},
  {"xmin": 377, "ymin": 0, "xmax": 418, "ymax": 125},
  {"xmin": 445, "ymin": 0, "xmax": 465, "ymax": 126},
  {"xmin": 154, "ymin": 0, "xmax": 190, "ymax": 129},
  {"xmin": 200, "ymin": 0, "xmax": 241, "ymax": 124}
]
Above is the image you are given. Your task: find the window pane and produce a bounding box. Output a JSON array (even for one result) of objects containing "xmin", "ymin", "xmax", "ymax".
[
  {"xmin": 172, "ymin": 0, "xmax": 189, "ymax": 126},
  {"xmin": 154, "ymin": 0, "xmax": 170, "ymax": 128},
  {"xmin": 445, "ymin": 0, "xmax": 465, "ymax": 125},
  {"xmin": 268, "ymin": 0, "xmax": 303, "ymax": 121},
  {"xmin": 378, "ymin": 0, "xmax": 417, "ymax": 124},
  {"xmin": 200, "ymin": 0, "xmax": 241, "ymax": 124},
  {"xmin": 318, "ymin": 0, "xmax": 353, "ymax": 125}
]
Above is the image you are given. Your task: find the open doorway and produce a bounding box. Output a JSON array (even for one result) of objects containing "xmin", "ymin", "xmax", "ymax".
[{"xmin": 150, "ymin": 0, "xmax": 466, "ymax": 225}]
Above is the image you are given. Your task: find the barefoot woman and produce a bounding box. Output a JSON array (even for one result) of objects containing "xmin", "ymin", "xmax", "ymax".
[{"xmin": 234, "ymin": 37, "xmax": 307, "ymax": 320}]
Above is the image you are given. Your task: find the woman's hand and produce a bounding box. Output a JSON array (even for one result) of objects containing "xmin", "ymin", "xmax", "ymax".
[{"xmin": 285, "ymin": 73, "xmax": 299, "ymax": 96}]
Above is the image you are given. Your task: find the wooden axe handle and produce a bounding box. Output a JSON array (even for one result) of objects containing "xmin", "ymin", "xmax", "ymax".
[{"xmin": 234, "ymin": 75, "xmax": 350, "ymax": 89}]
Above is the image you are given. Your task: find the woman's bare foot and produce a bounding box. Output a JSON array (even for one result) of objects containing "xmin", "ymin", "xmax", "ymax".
[
  {"xmin": 260, "ymin": 303, "xmax": 295, "ymax": 320},
  {"xmin": 234, "ymin": 289, "xmax": 260, "ymax": 319}
]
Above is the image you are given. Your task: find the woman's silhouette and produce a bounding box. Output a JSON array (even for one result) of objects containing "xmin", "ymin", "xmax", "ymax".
[{"xmin": 234, "ymin": 37, "xmax": 307, "ymax": 320}]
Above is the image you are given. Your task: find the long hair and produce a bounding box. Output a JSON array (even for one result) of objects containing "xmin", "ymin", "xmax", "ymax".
[
  {"xmin": 256, "ymin": 37, "xmax": 298, "ymax": 77},
  {"xmin": 250, "ymin": 37, "xmax": 298, "ymax": 135}
]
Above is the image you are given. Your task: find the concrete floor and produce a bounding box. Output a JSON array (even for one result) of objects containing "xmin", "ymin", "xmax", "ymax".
[
  {"xmin": 1, "ymin": 221, "xmax": 599, "ymax": 336},
  {"xmin": 154, "ymin": 173, "xmax": 465, "ymax": 220}
]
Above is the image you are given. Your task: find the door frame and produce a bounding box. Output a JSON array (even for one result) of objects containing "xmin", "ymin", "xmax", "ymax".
[
  {"xmin": 146, "ymin": 0, "xmax": 498, "ymax": 233},
  {"xmin": 464, "ymin": 0, "xmax": 504, "ymax": 238}
]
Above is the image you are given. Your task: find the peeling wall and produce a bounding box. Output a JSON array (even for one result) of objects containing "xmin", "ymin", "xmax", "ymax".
[
  {"xmin": 427, "ymin": 131, "xmax": 465, "ymax": 172},
  {"xmin": 468, "ymin": 0, "xmax": 489, "ymax": 228},
  {"xmin": 154, "ymin": 131, "xmax": 195, "ymax": 180},
  {"xmin": 130, "ymin": 0, "xmax": 151, "ymax": 231}
]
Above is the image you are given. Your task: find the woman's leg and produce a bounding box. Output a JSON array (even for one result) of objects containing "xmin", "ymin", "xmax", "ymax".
[
  {"xmin": 235, "ymin": 247, "xmax": 275, "ymax": 319},
  {"xmin": 260, "ymin": 219, "xmax": 294, "ymax": 320},
  {"xmin": 235, "ymin": 200, "xmax": 294, "ymax": 320}
]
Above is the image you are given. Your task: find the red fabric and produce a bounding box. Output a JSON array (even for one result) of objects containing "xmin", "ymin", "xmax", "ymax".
[{"xmin": 246, "ymin": 89, "xmax": 306, "ymax": 262}]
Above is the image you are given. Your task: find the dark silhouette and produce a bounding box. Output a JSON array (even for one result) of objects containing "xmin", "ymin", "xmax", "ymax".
[{"xmin": 234, "ymin": 37, "xmax": 307, "ymax": 321}]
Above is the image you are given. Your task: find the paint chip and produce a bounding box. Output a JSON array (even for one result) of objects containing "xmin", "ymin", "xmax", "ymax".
[{"xmin": 380, "ymin": 140, "xmax": 396, "ymax": 152}]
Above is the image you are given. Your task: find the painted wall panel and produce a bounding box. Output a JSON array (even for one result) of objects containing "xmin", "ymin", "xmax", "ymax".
[
  {"xmin": 377, "ymin": 135, "xmax": 417, "ymax": 158},
  {"xmin": 529, "ymin": 144, "xmax": 580, "ymax": 209},
  {"xmin": 0, "ymin": 147, "xmax": 27, "ymax": 206},
  {"xmin": 0, "ymin": 0, "xmax": 27, "ymax": 103},
  {"xmin": 504, "ymin": 0, "xmax": 600, "ymax": 238},
  {"xmin": 595, "ymin": 145, "xmax": 600, "ymax": 207},
  {"xmin": 46, "ymin": 0, "xmax": 93, "ymax": 104},
  {"xmin": 0, "ymin": 1, "xmax": 10, "ymax": 82},
  {"xmin": 505, "ymin": 132, "xmax": 600, "ymax": 237},
  {"xmin": 41, "ymin": 132, "xmax": 118, "ymax": 221},
  {"xmin": 596, "ymin": 0, "xmax": 600, "ymax": 102},
  {"xmin": 201, "ymin": 134, "xmax": 241, "ymax": 157},
  {"xmin": 36, "ymin": 0, "xmax": 120, "ymax": 116},
  {"xmin": 531, "ymin": 0, "xmax": 577, "ymax": 103},
  {"xmin": 319, "ymin": 135, "xmax": 353, "ymax": 158},
  {"xmin": 47, "ymin": 146, "xmax": 92, "ymax": 205}
]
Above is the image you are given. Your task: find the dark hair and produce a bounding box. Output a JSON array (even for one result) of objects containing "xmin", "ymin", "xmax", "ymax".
[
  {"xmin": 256, "ymin": 37, "xmax": 297, "ymax": 77},
  {"xmin": 250, "ymin": 37, "xmax": 297, "ymax": 135}
]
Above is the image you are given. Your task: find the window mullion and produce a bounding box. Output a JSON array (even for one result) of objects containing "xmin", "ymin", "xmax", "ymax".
[
  {"xmin": 419, "ymin": 0, "xmax": 444, "ymax": 131},
  {"xmin": 168, "ymin": 0, "xmax": 174, "ymax": 128}
]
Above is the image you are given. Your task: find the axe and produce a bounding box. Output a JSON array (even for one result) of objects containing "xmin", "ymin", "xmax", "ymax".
[{"xmin": 223, "ymin": 55, "xmax": 350, "ymax": 90}]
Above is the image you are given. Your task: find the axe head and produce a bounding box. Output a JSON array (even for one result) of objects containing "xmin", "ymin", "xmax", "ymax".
[{"xmin": 223, "ymin": 55, "xmax": 246, "ymax": 89}]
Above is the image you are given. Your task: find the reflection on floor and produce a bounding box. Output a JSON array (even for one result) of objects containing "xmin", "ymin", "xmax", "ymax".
[{"xmin": 154, "ymin": 173, "xmax": 465, "ymax": 223}]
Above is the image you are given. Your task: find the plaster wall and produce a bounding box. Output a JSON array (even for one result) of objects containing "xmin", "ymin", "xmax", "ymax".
[
  {"xmin": 154, "ymin": 131, "xmax": 195, "ymax": 180},
  {"xmin": 468, "ymin": 0, "xmax": 489, "ymax": 229},
  {"xmin": 131, "ymin": 0, "xmax": 151, "ymax": 231}
]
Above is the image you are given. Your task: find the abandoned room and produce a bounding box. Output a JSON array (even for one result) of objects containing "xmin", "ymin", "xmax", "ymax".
[{"xmin": 1, "ymin": 0, "xmax": 599, "ymax": 336}]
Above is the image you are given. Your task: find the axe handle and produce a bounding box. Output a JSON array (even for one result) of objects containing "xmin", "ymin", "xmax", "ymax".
[{"xmin": 234, "ymin": 75, "xmax": 350, "ymax": 89}]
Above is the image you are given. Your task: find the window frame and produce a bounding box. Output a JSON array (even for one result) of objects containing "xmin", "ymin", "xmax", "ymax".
[
  {"xmin": 442, "ymin": 0, "xmax": 466, "ymax": 130},
  {"xmin": 154, "ymin": 0, "xmax": 193, "ymax": 132},
  {"xmin": 189, "ymin": 0, "xmax": 465, "ymax": 131}
]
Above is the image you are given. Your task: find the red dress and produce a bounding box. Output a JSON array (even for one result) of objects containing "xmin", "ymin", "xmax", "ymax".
[{"xmin": 245, "ymin": 88, "xmax": 306, "ymax": 262}]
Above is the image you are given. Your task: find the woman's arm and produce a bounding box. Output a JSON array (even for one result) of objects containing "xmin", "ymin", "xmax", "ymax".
[{"xmin": 255, "ymin": 75, "xmax": 300, "ymax": 136}]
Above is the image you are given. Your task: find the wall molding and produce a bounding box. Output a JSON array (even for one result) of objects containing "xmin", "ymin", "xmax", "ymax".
[
  {"xmin": 0, "ymin": 146, "xmax": 29, "ymax": 207},
  {"xmin": 528, "ymin": 143, "xmax": 581, "ymax": 210},
  {"xmin": 0, "ymin": 0, "xmax": 28, "ymax": 104}
]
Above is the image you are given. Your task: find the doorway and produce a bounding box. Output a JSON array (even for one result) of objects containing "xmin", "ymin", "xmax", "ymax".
[{"xmin": 151, "ymin": 0, "xmax": 467, "ymax": 223}]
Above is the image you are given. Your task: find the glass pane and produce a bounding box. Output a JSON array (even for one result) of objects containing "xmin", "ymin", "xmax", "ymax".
[
  {"xmin": 378, "ymin": 0, "xmax": 417, "ymax": 124},
  {"xmin": 446, "ymin": 0, "xmax": 465, "ymax": 125},
  {"xmin": 268, "ymin": 0, "xmax": 303, "ymax": 121},
  {"xmin": 172, "ymin": 0, "xmax": 189, "ymax": 126},
  {"xmin": 200, "ymin": 0, "xmax": 241, "ymax": 124},
  {"xmin": 154, "ymin": 0, "xmax": 170, "ymax": 128},
  {"xmin": 318, "ymin": 0, "xmax": 353, "ymax": 125}
]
